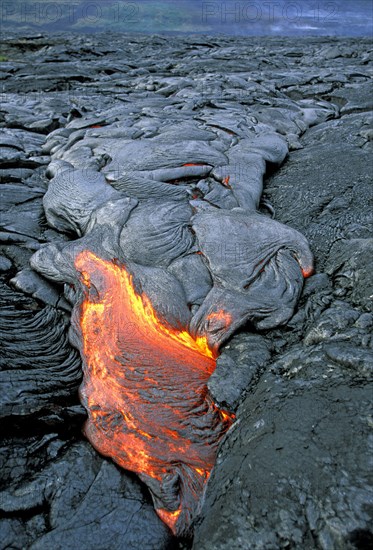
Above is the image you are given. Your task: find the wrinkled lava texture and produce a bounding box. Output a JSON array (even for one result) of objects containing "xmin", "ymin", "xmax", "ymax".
[
  {"xmin": 6, "ymin": 31, "xmax": 316, "ymax": 535},
  {"xmin": 0, "ymin": 33, "xmax": 372, "ymax": 550}
]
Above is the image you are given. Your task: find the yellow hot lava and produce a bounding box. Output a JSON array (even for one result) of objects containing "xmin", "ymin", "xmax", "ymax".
[{"xmin": 74, "ymin": 250, "xmax": 234, "ymax": 535}]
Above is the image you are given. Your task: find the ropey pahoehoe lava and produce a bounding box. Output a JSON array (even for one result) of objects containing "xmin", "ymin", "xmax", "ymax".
[{"xmin": 30, "ymin": 117, "xmax": 314, "ymax": 536}]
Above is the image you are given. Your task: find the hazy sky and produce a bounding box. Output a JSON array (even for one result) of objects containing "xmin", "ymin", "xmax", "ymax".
[{"xmin": 2, "ymin": 0, "xmax": 373, "ymax": 35}]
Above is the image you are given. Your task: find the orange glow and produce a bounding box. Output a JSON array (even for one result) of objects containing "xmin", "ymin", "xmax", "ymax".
[
  {"xmin": 207, "ymin": 310, "xmax": 232, "ymax": 327},
  {"xmin": 80, "ymin": 271, "xmax": 91, "ymax": 289},
  {"xmin": 301, "ymin": 267, "xmax": 314, "ymax": 278},
  {"xmin": 75, "ymin": 250, "xmax": 234, "ymax": 535},
  {"xmin": 220, "ymin": 409, "xmax": 235, "ymax": 423},
  {"xmin": 194, "ymin": 467, "xmax": 210, "ymax": 478},
  {"xmin": 157, "ymin": 508, "xmax": 182, "ymax": 532},
  {"xmin": 222, "ymin": 175, "xmax": 231, "ymax": 188}
]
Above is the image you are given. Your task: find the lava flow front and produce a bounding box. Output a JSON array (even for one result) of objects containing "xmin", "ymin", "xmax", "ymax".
[{"xmin": 74, "ymin": 251, "xmax": 234, "ymax": 536}]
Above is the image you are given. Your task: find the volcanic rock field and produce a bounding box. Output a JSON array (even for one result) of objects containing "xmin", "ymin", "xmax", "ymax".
[{"xmin": 0, "ymin": 33, "xmax": 372, "ymax": 549}]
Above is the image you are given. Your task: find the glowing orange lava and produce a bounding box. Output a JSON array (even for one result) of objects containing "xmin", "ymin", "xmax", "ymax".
[
  {"xmin": 222, "ymin": 175, "xmax": 231, "ymax": 188},
  {"xmin": 301, "ymin": 267, "xmax": 314, "ymax": 278},
  {"xmin": 207, "ymin": 310, "xmax": 232, "ymax": 326},
  {"xmin": 74, "ymin": 251, "xmax": 234, "ymax": 536}
]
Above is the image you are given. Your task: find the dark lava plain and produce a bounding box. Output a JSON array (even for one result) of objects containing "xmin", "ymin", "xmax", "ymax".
[{"xmin": 0, "ymin": 34, "xmax": 372, "ymax": 550}]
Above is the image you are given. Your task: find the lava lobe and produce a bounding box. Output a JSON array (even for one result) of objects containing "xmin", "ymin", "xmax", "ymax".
[
  {"xmin": 75, "ymin": 250, "xmax": 234, "ymax": 536},
  {"xmin": 28, "ymin": 117, "xmax": 313, "ymax": 537}
]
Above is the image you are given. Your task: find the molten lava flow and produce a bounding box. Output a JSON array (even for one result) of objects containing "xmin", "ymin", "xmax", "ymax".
[
  {"xmin": 74, "ymin": 251, "xmax": 234, "ymax": 536},
  {"xmin": 207, "ymin": 310, "xmax": 232, "ymax": 326},
  {"xmin": 222, "ymin": 175, "xmax": 231, "ymax": 188},
  {"xmin": 301, "ymin": 267, "xmax": 314, "ymax": 278}
]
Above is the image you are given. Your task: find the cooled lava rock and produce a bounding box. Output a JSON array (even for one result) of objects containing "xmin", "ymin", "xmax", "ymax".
[{"xmin": 0, "ymin": 33, "xmax": 372, "ymax": 549}]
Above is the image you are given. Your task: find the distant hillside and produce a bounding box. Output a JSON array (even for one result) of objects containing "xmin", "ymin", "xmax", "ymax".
[{"xmin": 1, "ymin": 0, "xmax": 372, "ymax": 35}]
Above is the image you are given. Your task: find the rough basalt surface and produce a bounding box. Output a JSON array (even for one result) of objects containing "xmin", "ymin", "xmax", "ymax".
[{"xmin": 0, "ymin": 33, "xmax": 372, "ymax": 549}]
